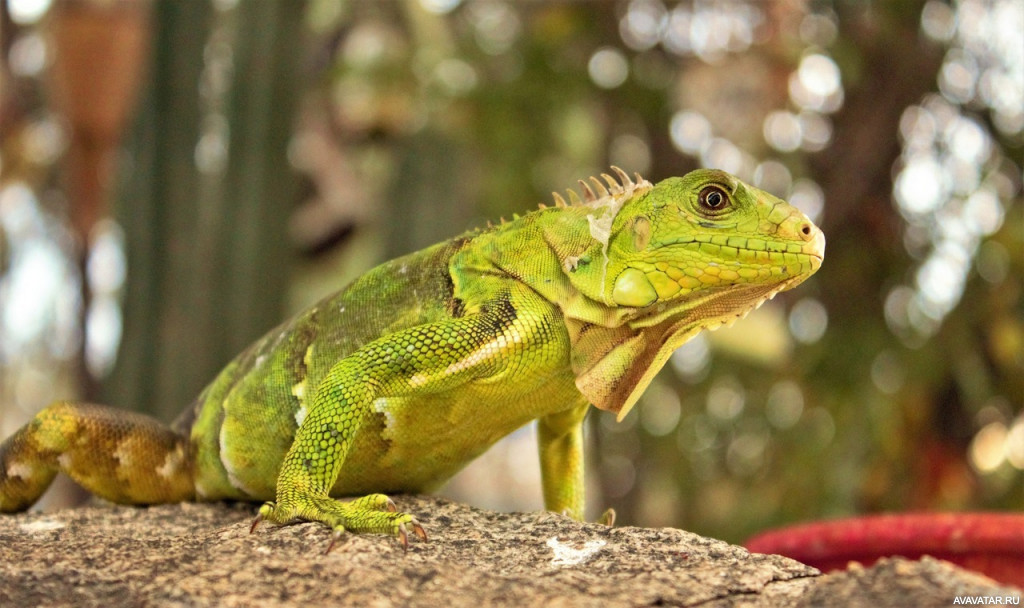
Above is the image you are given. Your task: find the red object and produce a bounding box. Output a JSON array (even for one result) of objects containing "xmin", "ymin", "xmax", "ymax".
[{"xmin": 745, "ymin": 513, "xmax": 1024, "ymax": 587}]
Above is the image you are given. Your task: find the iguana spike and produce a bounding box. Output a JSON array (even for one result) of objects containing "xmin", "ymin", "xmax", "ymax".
[
  {"xmin": 634, "ymin": 172, "xmax": 644, "ymax": 184},
  {"xmin": 611, "ymin": 166, "xmax": 633, "ymax": 187},
  {"xmin": 578, "ymin": 180, "xmax": 597, "ymax": 202},
  {"xmin": 551, "ymin": 192, "xmax": 567, "ymax": 208},
  {"xmin": 601, "ymin": 173, "xmax": 622, "ymax": 194},
  {"xmin": 537, "ymin": 202, "xmax": 548, "ymax": 210},
  {"xmin": 567, "ymin": 189, "xmax": 583, "ymax": 205},
  {"xmin": 487, "ymin": 219, "xmax": 494, "ymax": 228},
  {"xmin": 589, "ymin": 176, "xmax": 610, "ymax": 197}
]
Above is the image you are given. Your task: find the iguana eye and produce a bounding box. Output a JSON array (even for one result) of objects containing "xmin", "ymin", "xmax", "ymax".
[{"xmin": 698, "ymin": 186, "xmax": 729, "ymax": 213}]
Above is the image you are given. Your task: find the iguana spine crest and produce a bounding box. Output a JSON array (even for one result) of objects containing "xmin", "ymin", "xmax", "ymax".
[{"xmin": 549, "ymin": 166, "xmax": 652, "ymax": 211}]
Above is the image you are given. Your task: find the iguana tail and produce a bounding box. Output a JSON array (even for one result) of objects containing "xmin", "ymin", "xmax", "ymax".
[{"xmin": 0, "ymin": 401, "xmax": 194, "ymax": 512}]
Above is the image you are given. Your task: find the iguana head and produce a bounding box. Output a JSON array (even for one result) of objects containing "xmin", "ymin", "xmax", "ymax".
[
  {"xmin": 558, "ymin": 168, "xmax": 824, "ymax": 320},
  {"xmin": 555, "ymin": 168, "xmax": 825, "ymax": 420},
  {"xmin": 604, "ymin": 168, "xmax": 824, "ymax": 312}
]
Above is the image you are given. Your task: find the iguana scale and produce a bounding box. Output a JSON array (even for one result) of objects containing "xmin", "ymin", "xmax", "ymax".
[{"xmin": 0, "ymin": 168, "xmax": 824, "ymax": 549}]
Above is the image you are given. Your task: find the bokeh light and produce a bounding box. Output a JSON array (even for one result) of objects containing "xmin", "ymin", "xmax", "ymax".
[
  {"xmin": 0, "ymin": 183, "xmax": 78, "ymax": 362},
  {"xmin": 7, "ymin": 0, "xmax": 51, "ymax": 25},
  {"xmin": 706, "ymin": 376, "xmax": 745, "ymax": 422},
  {"xmin": 619, "ymin": 0, "xmax": 665, "ymax": 52},
  {"xmin": 890, "ymin": 91, "xmax": 1016, "ymax": 339},
  {"xmin": 788, "ymin": 298, "xmax": 828, "ymax": 344},
  {"xmin": 762, "ymin": 111, "xmax": 802, "ymax": 153},
  {"xmin": 970, "ymin": 421, "xmax": 1007, "ymax": 473},
  {"xmin": 8, "ymin": 32, "xmax": 48, "ymax": 78},
  {"xmin": 669, "ymin": 110, "xmax": 712, "ymax": 155},
  {"xmin": 797, "ymin": 54, "xmax": 841, "ymax": 100},
  {"xmin": 588, "ymin": 47, "xmax": 629, "ymax": 89},
  {"xmin": 752, "ymin": 160, "xmax": 792, "ymax": 198},
  {"xmin": 419, "ymin": 0, "xmax": 462, "ymax": 15},
  {"xmin": 669, "ymin": 333, "xmax": 711, "ymax": 382},
  {"xmin": 468, "ymin": 1, "xmax": 520, "ymax": 55},
  {"xmin": 788, "ymin": 178, "xmax": 825, "ymax": 224},
  {"xmin": 640, "ymin": 381, "xmax": 682, "ymax": 437},
  {"xmin": 84, "ymin": 221, "xmax": 126, "ymax": 378},
  {"xmin": 765, "ymin": 380, "xmax": 804, "ymax": 430},
  {"xmin": 888, "ymin": 0, "xmax": 1023, "ymax": 347}
]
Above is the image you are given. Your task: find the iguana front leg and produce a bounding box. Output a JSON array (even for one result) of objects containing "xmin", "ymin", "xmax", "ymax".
[
  {"xmin": 537, "ymin": 402, "xmax": 589, "ymax": 520},
  {"xmin": 538, "ymin": 402, "xmax": 615, "ymax": 526},
  {"xmin": 255, "ymin": 296, "xmax": 552, "ymax": 549}
]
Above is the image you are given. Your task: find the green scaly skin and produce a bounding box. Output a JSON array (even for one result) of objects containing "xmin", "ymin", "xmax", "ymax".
[{"xmin": 0, "ymin": 168, "xmax": 824, "ymax": 550}]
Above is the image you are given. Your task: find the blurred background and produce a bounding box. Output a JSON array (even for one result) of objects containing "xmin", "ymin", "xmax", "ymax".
[{"xmin": 0, "ymin": 0, "xmax": 1020, "ymax": 545}]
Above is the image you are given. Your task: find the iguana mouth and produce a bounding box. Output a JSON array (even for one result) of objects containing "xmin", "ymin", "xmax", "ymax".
[{"xmin": 610, "ymin": 242, "xmax": 822, "ymax": 310}]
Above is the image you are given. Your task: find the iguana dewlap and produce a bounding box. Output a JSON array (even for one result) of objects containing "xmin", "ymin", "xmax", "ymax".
[{"xmin": 0, "ymin": 168, "xmax": 824, "ymax": 549}]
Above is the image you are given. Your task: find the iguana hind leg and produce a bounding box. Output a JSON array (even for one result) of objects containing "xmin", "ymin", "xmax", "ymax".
[{"xmin": 0, "ymin": 401, "xmax": 194, "ymax": 512}]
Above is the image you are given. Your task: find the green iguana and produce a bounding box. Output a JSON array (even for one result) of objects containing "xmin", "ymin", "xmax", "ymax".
[{"xmin": 0, "ymin": 168, "xmax": 824, "ymax": 550}]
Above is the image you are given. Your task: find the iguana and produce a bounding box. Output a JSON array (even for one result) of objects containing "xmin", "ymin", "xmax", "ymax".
[{"xmin": 0, "ymin": 168, "xmax": 824, "ymax": 550}]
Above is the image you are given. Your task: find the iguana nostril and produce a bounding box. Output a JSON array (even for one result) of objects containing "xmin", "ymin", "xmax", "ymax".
[{"xmin": 801, "ymin": 224, "xmax": 812, "ymax": 237}]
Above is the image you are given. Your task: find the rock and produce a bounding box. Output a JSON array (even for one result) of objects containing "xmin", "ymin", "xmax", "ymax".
[{"xmin": 0, "ymin": 497, "xmax": 1018, "ymax": 607}]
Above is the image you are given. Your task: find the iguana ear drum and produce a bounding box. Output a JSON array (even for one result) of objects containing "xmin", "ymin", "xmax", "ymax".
[{"xmin": 632, "ymin": 216, "xmax": 651, "ymax": 251}]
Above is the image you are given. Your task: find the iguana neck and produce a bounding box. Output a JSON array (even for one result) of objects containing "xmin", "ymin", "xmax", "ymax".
[
  {"xmin": 452, "ymin": 208, "xmax": 719, "ymax": 421},
  {"xmin": 454, "ymin": 206, "xmax": 629, "ymax": 328}
]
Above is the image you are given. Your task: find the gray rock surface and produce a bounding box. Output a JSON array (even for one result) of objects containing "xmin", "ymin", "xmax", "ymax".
[{"xmin": 0, "ymin": 496, "xmax": 1018, "ymax": 607}]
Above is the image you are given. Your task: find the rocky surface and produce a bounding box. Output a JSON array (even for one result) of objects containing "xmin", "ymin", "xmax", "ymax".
[{"xmin": 0, "ymin": 496, "xmax": 1018, "ymax": 607}]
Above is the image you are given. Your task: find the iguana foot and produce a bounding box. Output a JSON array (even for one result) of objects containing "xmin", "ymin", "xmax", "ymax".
[
  {"xmin": 557, "ymin": 506, "xmax": 616, "ymax": 527},
  {"xmin": 250, "ymin": 493, "xmax": 427, "ymax": 553},
  {"xmin": 598, "ymin": 508, "xmax": 616, "ymax": 527}
]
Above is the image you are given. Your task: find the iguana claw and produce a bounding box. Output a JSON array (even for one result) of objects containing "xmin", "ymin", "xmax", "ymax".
[
  {"xmin": 326, "ymin": 528, "xmax": 346, "ymax": 554},
  {"xmin": 398, "ymin": 523, "xmax": 409, "ymax": 552},
  {"xmin": 250, "ymin": 501, "xmax": 276, "ymax": 534},
  {"xmin": 249, "ymin": 503, "xmax": 272, "ymax": 534},
  {"xmin": 396, "ymin": 518, "xmax": 428, "ymax": 552},
  {"xmin": 411, "ymin": 519, "xmax": 427, "ymax": 543}
]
